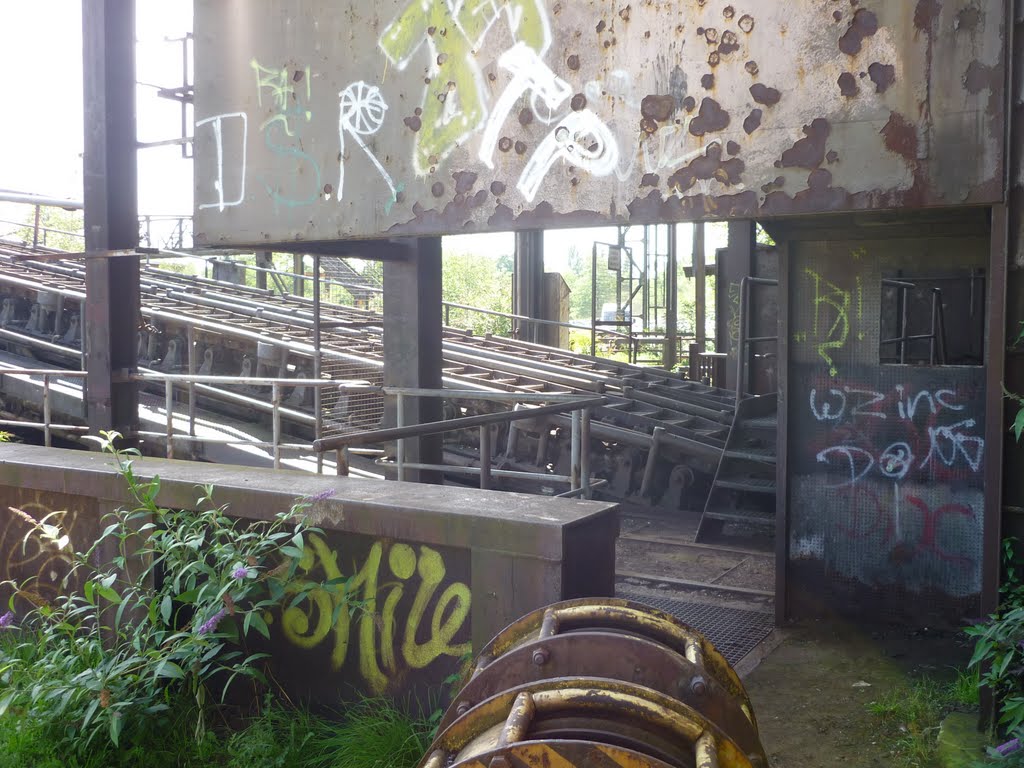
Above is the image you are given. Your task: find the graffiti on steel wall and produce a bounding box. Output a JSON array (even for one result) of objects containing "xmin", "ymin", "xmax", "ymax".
[
  {"xmin": 792, "ymin": 254, "xmax": 866, "ymax": 377},
  {"xmin": 0, "ymin": 492, "xmax": 93, "ymax": 607},
  {"xmin": 278, "ymin": 533, "xmax": 471, "ymax": 696},
  {"xmin": 193, "ymin": 0, "xmax": 1005, "ymax": 244},
  {"xmin": 792, "ymin": 372, "xmax": 984, "ymax": 597}
]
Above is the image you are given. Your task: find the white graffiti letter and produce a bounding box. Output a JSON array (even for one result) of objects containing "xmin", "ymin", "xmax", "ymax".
[
  {"xmin": 923, "ymin": 419, "xmax": 984, "ymax": 473},
  {"xmin": 196, "ymin": 112, "xmax": 248, "ymax": 212},
  {"xmin": 338, "ymin": 82, "xmax": 398, "ymax": 204},
  {"xmin": 478, "ymin": 42, "xmax": 572, "ymax": 168},
  {"xmin": 809, "ymin": 387, "xmax": 846, "ymax": 422},
  {"xmin": 816, "ymin": 445, "xmax": 874, "ymax": 487},
  {"xmin": 518, "ymin": 110, "xmax": 619, "ymax": 202}
]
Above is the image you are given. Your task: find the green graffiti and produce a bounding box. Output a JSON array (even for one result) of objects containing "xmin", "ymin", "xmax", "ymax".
[{"xmin": 379, "ymin": 0, "xmax": 550, "ymax": 174}]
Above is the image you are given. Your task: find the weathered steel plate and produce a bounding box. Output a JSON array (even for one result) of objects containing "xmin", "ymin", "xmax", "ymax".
[{"xmin": 193, "ymin": 0, "xmax": 1005, "ymax": 246}]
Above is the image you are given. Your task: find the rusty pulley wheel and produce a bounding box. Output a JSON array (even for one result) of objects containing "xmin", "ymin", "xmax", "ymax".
[{"xmin": 423, "ymin": 598, "xmax": 767, "ymax": 768}]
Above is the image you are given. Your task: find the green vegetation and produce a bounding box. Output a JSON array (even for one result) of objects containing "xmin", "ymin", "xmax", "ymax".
[
  {"xmin": 0, "ymin": 432, "xmax": 439, "ymax": 767},
  {"xmin": 867, "ymin": 672, "xmax": 981, "ymax": 768},
  {"xmin": 12, "ymin": 206, "xmax": 84, "ymax": 252}
]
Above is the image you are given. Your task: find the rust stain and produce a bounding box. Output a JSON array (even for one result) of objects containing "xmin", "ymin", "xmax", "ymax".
[
  {"xmin": 701, "ymin": 73, "xmax": 715, "ymax": 89},
  {"xmin": 688, "ymin": 97, "xmax": 730, "ymax": 136},
  {"xmin": 744, "ymin": 61, "xmax": 759, "ymax": 76},
  {"xmin": 518, "ymin": 108, "xmax": 534, "ymax": 126},
  {"xmin": 838, "ymin": 8, "xmax": 879, "ymax": 56},
  {"xmin": 452, "ymin": 171, "xmax": 478, "ymax": 194},
  {"xmin": 641, "ymin": 94, "xmax": 677, "ymax": 122},
  {"xmin": 727, "ymin": 140, "xmax": 740, "ymax": 155},
  {"xmin": 640, "ymin": 173, "xmax": 660, "ymax": 187},
  {"xmin": 868, "ymin": 62, "xmax": 896, "ymax": 93},
  {"xmin": 738, "ymin": 14, "xmax": 754, "ymax": 33},
  {"xmin": 718, "ymin": 30, "xmax": 739, "ymax": 55},
  {"xmin": 570, "ymin": 93, "xmax": 587, "ymax": 111},
  {"xmin": 666, "ymin": 142, "xmax": 744, "ymax": 194},
  {"xmin": 618, "ymin": 5, "xmax": 631, "ymax": 22},
  {"xmin": 489, "ymin": 181, "xmax": 506, "ymax": 196},
  {"xmin": 955, "ymin": 6, "xmax": 981, "ymax": 31},
  {"xmin": 837, "ymin": 72, "xmax": 859, "ymax": 97},
  {"xmin": 778, "ymin": 118, "xmax": 830, "ymax": 170},
  {"xmin": 566, "ymin": 54, "xmax": 580, "ymax": 71},
  {"xmin": 749, "ymin": 83, "xmax": 781, "ymax": 106},
  {"xmin": 880, "ymin": 112, "xmax": 918, "ymax": 161},
  {"xmin": 743, "ymin": 108, "xmax": 762, "ymax": 135},
  {"xmin": 964, "ymin": 60, "xmax": 998, "ymax": 94},
  {"xmin": 914, "ymin": 0, "xmax": 941, "ymax": 31}
]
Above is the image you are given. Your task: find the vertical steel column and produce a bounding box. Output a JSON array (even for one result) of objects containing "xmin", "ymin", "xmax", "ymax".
[
  {"xmin": 514, "ymin": 230, "xmax": 544, "ymax": 344},
  {"xmin": 293, "ymin": 254, "xmax": 304, "ymax": 296},
  {"xmin": 313, "ymin": 252, "xmax": 324, "ymax": 473},
  {"xmin": 693, "ymin": 222, "xmax": 706, "ymax": 352},
  {"xmin": 665, "ymin": 224, "xmax": 679, "ymax": 371},
  {"xmin": 83, "ymin": 0, "xmax": 139, "ymax": 438},
  {"xmin": 479, "ymin": 426, "xmax": 492, "ymax": 490},
  {"xmin": 383, "ymin": 238, "xmax": 443, "ymax": 483},
  {"xmin": 724, "ymin": 221, "xmax": 757, "ymax": 391}
]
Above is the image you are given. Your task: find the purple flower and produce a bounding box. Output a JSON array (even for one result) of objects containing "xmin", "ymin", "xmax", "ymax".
[
  {"xmin": 198, "ymin": 608, "xmax": 227, "ymax": 635},
  {"xmin": 303, "ymin": 489, "xmax": 336, "ymax": 503},
  {"xmin": 997, "ymin": 738, "xmax": 1022, "ymax": 756},
  {"xmin": 0, "ymin": 611, "xmax": 13, "ymax": 628},
  {"xmin": 232, "ymin": 566, "xmax": 249, "ymax": 580}
]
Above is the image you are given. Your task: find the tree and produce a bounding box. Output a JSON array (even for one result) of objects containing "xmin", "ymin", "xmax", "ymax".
[
  {"xmin": 442, "ymin": 250, "xmax": 512, "ymax": 336},
  {"xmin": 13, "ymin": 206, "xmax": 84, "ymax": 252}
]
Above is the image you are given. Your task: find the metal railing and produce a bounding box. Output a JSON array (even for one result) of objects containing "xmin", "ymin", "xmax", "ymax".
[
  {"xmin": 314, "ymin": 388, "xmax": 606, "ymax": 499},
  {"xmin": 200, "ymin": 258, "xmax": 649, "ymax": 362},
  {"xmin": 734, "ymin": 276, "xmax": 779, "ymax": 409},
  {"xmin": 0, "ymin": 368, "xmax": 89, "ymax": 447},
  {"xmin": 880, "ymin": 279, "xmax": 948, "ymax": 365},
  {"xmin": 0, "ymin": 366, "xmax": 373, "ymax": 472}
]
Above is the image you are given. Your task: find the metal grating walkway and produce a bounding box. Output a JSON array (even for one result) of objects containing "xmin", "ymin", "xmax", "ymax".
[{"xmin": 615, "ymin": 589, "xmax": 774, "ymax": 665}]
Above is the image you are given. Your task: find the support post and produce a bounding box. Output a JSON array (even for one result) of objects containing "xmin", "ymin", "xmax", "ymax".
[
  {"xmin": 693, "ymin": 222, "xmax": 706, "ymax": 353},
  {"xmin": 383, "ymin": 238, "xmax": 443, "ymax": 483},
  {"xmin": 293, "ymin": 254, "xmax": 304, "ymax": 296},
  {"xmin": 83, "ymin": 0, "xmax": 140, "ymax": 439},
  {"xmin": 665, "ymin": 224, "xmax": 679, "ymax": 371},
  {"xmin": 514, "ymin": 230, "xmax": 544, "ymax": 344}
]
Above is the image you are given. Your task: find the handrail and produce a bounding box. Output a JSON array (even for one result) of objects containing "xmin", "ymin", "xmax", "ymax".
[
  {"xmin": 734, "ymin": 276, "xmax": 779, "ymax": 409},
  {"xmin": 315, "ymin": 389, "xmax": 604, "ymax": 498}
]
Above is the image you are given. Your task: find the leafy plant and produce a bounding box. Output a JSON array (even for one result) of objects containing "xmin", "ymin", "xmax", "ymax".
[
  {"xmin": 0, "ymin": 430, "xmax": 349, "ymax": 759},
  {"xmin": 868, "ymin": 671, "xmax": 984, "ymax": 768}
]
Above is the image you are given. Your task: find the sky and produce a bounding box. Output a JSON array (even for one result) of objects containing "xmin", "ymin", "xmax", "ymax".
[{"xmin": 0, "ymin": 2, "xmax": 727, "ymax": 271}]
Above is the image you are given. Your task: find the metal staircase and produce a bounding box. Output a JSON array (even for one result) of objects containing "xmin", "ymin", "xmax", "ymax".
[
  {"xmin": 696, "ymin": 276, "xmax": 778, "ymax": 543},
  {"xmin": 696, "ymin": 393, "xmax": 777, "ymax": 540}
]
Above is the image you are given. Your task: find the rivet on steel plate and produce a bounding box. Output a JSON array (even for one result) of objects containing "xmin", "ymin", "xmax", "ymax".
[
  {"xmin": 531, "ymin": 647, "xmax": 550, "ymax": 666},
  {"xmin": 456, "ymin": 700, "xmax": 471, "ymax": 716}
]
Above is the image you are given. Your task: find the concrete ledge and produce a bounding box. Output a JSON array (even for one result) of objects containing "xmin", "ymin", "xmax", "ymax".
[{"xmin": 0, "ymin": 444, "xmax": 619, "ymax": 704}]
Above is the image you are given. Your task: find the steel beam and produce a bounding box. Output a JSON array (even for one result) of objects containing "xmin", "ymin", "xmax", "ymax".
[
  {"xmin": 83, "ymin": 0, "xmax": 140, "ymax": 437},
  {"xmin": 383, "ymin": 238, "xmax": 443, "ymax": 482},
  {"xmin": 514, "ymin": 230, "xmax": 544, "ymax": 344}
]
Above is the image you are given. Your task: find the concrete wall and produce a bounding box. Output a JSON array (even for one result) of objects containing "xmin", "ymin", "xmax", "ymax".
[{"xmin": 0, "ymin": 445, "xmax": 618, "ymax": 708}]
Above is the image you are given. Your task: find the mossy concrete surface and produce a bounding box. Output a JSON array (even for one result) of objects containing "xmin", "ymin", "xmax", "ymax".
[{"xmin": 936, "ymin": 712, "xmax": 989, "ymax": 768}]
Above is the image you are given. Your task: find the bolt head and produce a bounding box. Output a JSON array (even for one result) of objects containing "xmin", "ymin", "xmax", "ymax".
[
  {"xmin": 455, "ymin": 700, "xmax": 471, "ymax": 716},
  {"xmin": 531, "ymin": 647, "xmax": 550, "ymax": 666},
  {"xmin": 690, "ymin": 675, "xmax": 708, "ymax": 696}
]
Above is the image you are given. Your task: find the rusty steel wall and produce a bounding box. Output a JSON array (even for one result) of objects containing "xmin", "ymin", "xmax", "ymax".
[
  {"xmin": 193, "ymin": 1, "xmax": 1007, "ymax": 247},
  {"xmin": 786, "ymin": 234, "xmax": 989, "ymax": 626}
]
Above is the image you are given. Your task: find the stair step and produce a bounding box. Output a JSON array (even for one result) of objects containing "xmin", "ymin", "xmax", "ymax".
[
  {"xmin": 724, "ymin": 447, "xmax": 776, "ymax": 463},
  {"xmin": 703, "ymin": 508, "xmax": 776, "ymax": 527},
  {"xmin": 714, "ymin": 476, "xmax": 777, "ymax": 494},
  {"xmin": 741, "ymin": 415, "xmax": 778, "ymax": 429}
]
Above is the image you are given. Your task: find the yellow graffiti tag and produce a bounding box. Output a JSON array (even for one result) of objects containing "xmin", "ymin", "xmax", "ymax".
[
  {"xmin": 379, "ymin": 0, "xmax": 549, "ymax": 174},
  {"xmin": 280, "ymin": 535, "xmax": 471, "ymax": 695},
  {"xmin": 802, "ymin": 268, "xmax": 854, "ymax": 377}
]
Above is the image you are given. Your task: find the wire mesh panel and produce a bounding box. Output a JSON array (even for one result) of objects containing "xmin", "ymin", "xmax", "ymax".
[
  {"xmin": 315, "ymin": 266, "xmax": 386, "ymax": 441},
  {"xmin": 786, "ymin": 234, "xmax": 988, "ymax": 626}
]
